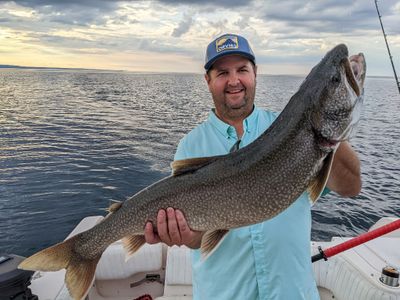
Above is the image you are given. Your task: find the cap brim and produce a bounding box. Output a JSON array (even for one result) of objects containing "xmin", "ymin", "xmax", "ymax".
[{"xmin": 204, "ymin": 51, "xmax": 255, "ymax": 70}]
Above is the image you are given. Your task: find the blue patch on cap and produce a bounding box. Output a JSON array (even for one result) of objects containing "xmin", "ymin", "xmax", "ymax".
[{"xmin": 216, "ymin": 35, "xmax": 239, "ymax": 53}]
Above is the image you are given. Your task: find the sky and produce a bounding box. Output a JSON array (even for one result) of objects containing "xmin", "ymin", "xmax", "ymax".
[{"xmin": 0, "ymin": 0, "xmax": 399, "ymax": 76}]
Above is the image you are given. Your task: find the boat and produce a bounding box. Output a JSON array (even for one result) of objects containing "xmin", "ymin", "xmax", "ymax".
[{"xmin": 1, "ymin": 216, "xmax": 399, "ymax": 300}]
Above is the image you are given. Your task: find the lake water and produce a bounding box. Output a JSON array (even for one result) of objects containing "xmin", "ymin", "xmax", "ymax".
[{"xmin": 0, "ymin": 70, "xmax": 399, "ymax": 256}]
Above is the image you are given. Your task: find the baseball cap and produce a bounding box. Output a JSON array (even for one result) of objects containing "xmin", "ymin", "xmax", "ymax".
[{"xmin": 204, "ymin": 33, "xmax": 256, "ymax": 71}]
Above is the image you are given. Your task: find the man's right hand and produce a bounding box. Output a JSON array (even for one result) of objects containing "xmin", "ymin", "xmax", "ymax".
[{"xmin": 144, "ymin": 207, "xmax": 204, "ymax": 249}]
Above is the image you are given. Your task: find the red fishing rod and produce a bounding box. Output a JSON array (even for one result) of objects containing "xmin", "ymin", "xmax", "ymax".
[{"xmin": 312, "ymin": 218, "xmax": 400, "ymax": 263}]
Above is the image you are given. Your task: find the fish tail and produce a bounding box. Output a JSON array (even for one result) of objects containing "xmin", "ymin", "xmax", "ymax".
[{"xmin": 19, "ymin": 234, "xmax": 101, "ymax": 300}]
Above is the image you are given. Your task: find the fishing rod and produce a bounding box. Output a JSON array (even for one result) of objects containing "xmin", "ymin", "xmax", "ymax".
[
  {"xmin": 312, "ymin": 218, "xmax": 400, "ymax": 263},
  {"xmin": 374, "ymin": 0, "xmax": 400, "ymax": 95}
]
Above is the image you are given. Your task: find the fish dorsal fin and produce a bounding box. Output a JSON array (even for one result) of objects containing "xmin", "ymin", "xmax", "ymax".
[
  {"xmin": 103, "ymin": 200, "xmax": 123, "ymax": 219},
  {"xmin": 171, "ymin": 156, "xmax": 219, "ymax": 176},
  {"xmin": 107, "ymin": 201, "xmax": 123, "ymax": 213},
  {"xmin": 307, "ymin": 151, "xmax": 335, "ymax": 203},
  {"xmin": 200, "ymin": 229, "xmax": 229, "ymax": 259}
]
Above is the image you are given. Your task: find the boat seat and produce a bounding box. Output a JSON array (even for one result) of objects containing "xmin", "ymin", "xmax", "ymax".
[
  {"xmin": 155, "ymin": 245, "xmax": 193, "ymax": 300},
  {"xmin": 95, "ymin": 241, "xmax": 163, "ymax": 280},
  {"xmin": 312, "ymin": 233, "xmax": 400, "ymax": 300}
]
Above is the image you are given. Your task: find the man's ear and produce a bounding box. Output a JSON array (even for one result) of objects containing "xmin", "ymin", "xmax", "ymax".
[
  {"xmin": 253, "ymin": 64, "xmax": 258, "ymax": 77},
  {"xmin": 204, "ymin": 73, "xmax": 211, "ymax": 85}
]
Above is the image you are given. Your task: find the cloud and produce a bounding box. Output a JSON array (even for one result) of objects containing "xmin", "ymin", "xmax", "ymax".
[
  {"xmin": 13, "ymin": 0, "xmax": 116, "ymax": 9},
  {"xmin": 9, "ymin": 0, "xmax": 119, "ymax": 27},
  {"xmin": 157, "ymin": 0, "xmax": 254, "ymax": 7},
  {"xmin": 0, "ymin": 0, "xmax": 398, "ymax": 75},
  {"xmin": 172, "ymin": 13, "xmax": 193, "ymax": 37},
  {"xmin": 260, "ymin": 1, "xmax": 377, "ymax": 32}
]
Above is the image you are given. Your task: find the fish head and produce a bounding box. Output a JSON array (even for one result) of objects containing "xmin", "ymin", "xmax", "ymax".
[{"xmin": 308, "ymin": 44, "xmax": 366, "ymax": 152}]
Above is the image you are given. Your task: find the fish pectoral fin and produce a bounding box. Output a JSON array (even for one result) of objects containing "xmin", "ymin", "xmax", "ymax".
[
  {"xmin": 200, "ymin": 229, "xmax": 229, "ymax": 257},
  {"xmin": 122, "ymin": 235, "xmax": 146, "ymax": 257},
  {"xmin": 18, "ymin": 234, "xmax": 100, "ymax": 300},
  {"xmin": 307, "ymin": 151, "xmax": 335, "ymax": 203},
  {"xmin": 171, "ymin": 156, "xmax": 222, "ymax": 176}
]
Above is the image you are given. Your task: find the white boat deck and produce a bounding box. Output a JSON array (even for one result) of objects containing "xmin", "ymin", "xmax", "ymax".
[{"xmin": 29, "ymin": 216, "xmax": 400, "ymax": 300}]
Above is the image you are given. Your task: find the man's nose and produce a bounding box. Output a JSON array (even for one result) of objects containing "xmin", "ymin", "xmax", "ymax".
[{"xmin": 227, "ymin": 71, "xmax": 239, "ymax": 86}]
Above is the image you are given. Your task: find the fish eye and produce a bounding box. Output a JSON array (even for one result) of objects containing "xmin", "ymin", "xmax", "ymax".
[{"xmin": 331, "ymin": 75, "xmax": 341, "ymax": 84}]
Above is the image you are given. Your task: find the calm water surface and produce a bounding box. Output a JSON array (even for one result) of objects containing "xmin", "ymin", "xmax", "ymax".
[{"xmin": 0, "ymin": 70, "xmax": 399, "ymax": 256}]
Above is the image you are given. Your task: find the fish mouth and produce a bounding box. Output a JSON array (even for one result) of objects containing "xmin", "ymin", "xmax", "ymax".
[
  {"xmin": 319, "ymin": 138, "xmax": 340, "ymax": 149},
  {"xmin": 313, "ymin": 127, "xmax": 341, "ymax": 151},
  {"xmin": 340, "ymin": 53, "xmax": 366, "ymax": 141},
  {"xmin": 343, "ymin": 53, "xmax": 366, "ymax": 97},
  {"xmin": 312, "ymin": 48, "xmax": 366, "ymax": 151}
]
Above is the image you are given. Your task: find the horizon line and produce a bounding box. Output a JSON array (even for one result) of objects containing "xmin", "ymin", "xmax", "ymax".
[{"xmin": 0, "ymin": 64, "xmax": 395, "ymax": 79}]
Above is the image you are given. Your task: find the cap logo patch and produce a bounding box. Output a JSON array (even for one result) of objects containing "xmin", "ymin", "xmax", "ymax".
[{"xmin": 216, "ymin": 35, "xmax": 238, "ymax": 53}]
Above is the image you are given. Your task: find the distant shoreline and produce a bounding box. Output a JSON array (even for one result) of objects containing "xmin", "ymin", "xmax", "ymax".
[
  {"xmin": 0, "ymin": 65, "xmax": 394, "ymax": 78},
  {"xmin": 0, "ymin": 64, "xmax": 122, "ymax": 72}
]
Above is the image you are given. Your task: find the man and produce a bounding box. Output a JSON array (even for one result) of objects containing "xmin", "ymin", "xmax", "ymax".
[{"xmin": 145, "ymin": 33, "xmax": 361, "ymax": 299}]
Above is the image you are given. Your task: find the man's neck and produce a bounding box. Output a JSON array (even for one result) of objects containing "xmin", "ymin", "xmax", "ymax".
[
  {"xmin": 214, "ymin": 113, "xmax": 244, "ymax": 138},
  {"xmin": 231, "ymin": 121, "xmax": 244, "ymax": 139},
  {"xmin": 214, "ymin": 106, "xmax": 255, "ymax": 139}
]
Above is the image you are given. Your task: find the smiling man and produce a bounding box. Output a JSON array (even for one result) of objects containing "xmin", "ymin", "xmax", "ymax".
[
  {"xmin": 145, "ymin": 33, "xmax": 361, "ymax": 300},
  {"xmin": 205, "ymin": 54, "xmax": 256, "ymax": 137}
]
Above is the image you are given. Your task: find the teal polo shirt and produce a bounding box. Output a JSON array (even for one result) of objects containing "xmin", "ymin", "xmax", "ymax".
[{"xmin": 174, "ymin": 106, "xmax": 320, "ymax": 300}]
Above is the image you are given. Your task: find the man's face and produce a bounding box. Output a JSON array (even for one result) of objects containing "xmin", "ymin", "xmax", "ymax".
[{"xmin": 205, "ymin": 55, "xmax": 257, "ymax": 123}]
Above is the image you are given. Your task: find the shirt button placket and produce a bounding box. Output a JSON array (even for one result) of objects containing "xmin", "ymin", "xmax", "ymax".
[{"xmin": 251, "ymin": 226, "xmax": 269, "ymax": 300}]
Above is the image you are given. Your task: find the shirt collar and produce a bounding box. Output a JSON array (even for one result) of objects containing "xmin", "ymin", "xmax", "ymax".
[{"xmin": 207, "ymin": 105, "xmax": 259, "ymax": 139}]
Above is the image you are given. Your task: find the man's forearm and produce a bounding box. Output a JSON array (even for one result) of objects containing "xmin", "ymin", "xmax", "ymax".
[{"xmin": 327, "ymin": 141, "xmax": 361, "ymax": 197}]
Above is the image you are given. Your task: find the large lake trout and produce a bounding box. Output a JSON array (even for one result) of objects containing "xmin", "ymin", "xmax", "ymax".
[{"xmin": 19, "ymin": 44, "xmax": 366, "ymax": 299}]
